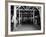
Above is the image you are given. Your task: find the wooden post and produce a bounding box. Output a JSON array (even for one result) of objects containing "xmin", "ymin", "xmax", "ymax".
[
  {"xmin": 19, "ymin": 7, "xmax": 20, "ymax": 25},
  {"xmin": 33, "ymin": 8, "xmax": 35, "ymax": 24}
]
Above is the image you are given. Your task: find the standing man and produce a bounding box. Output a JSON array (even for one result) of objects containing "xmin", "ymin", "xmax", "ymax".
[{"xmin": 12, "ymin": 15, "xmax": 18, "ymax": 31}]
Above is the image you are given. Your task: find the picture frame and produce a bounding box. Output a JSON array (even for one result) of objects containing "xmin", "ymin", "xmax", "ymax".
[{"xmin": 8, "ymin": 1, "xmax": 45, "ymax": 35}]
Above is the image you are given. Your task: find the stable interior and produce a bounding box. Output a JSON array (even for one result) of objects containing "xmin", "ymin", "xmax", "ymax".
[{"xmin": 11, "ymin": 5, "xmax": 41, "ymax": 31}]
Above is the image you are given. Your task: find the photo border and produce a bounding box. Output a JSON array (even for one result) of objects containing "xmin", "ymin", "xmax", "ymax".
[{"xmin": 5, "ymin": 1, "xmax": 45, "ymax": 36}]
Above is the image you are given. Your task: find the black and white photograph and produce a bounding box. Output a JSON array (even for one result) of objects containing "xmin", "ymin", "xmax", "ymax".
[
  {"xmin": 11, "ymin": 5, "xmax": 41, "ymax": 31},
  {"xmin": 8, "ymin": 2, "xmax": 44, "ymax": 35}
]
